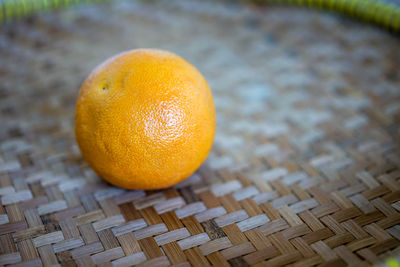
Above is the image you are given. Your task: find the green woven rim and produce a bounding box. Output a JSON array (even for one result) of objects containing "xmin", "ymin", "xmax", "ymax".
[
  {"xmin": 260, "ymin": 0, "xmax": 400, "ymax": 32},
  {"xmin": 0, "ymin": 0, "xmax": 400, "ymax": 32}
]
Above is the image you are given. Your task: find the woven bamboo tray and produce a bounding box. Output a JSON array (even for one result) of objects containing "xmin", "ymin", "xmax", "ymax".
[{"xmin": 0, "ymin": 1, "xmax": 400, "ymax": 266}]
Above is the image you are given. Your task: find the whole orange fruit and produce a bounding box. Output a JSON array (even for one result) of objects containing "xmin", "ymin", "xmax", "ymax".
[{"xmin": 75, "ymin": 49, "xmax": 215, "ymax": 190}]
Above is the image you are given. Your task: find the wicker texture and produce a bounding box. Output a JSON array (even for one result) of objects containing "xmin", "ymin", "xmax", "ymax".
[
  {"xmin": 0, "ymin": 1, "xmax": 400, "ymax": 266},
  {"xmin": 2, "ymin": 0, "xmax": 400, "ymax": 32}
]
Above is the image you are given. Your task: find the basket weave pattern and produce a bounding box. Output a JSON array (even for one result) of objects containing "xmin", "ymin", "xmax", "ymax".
[{"xmin": 0, "ymin": 1, "xmax": 399, "ymax": 266}]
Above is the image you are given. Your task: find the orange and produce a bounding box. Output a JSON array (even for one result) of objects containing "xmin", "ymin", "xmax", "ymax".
[{"xmin": 75, "ymin": 49, "xmax": 215, "ymax": 190}]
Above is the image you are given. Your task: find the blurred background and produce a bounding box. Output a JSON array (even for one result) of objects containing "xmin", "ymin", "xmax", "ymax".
[
  {"xmin": 1, "ymin": 0, "xmax": 399, "ymax": 168},
  {"xmin": 0, "ymin": 1, "xmax": 400, "ymax": 266}
]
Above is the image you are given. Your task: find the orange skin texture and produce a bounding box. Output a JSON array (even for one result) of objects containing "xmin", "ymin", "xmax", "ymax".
[{"xmin": 75, "ymin": 49, "xmax": 215, "ymax": 190}]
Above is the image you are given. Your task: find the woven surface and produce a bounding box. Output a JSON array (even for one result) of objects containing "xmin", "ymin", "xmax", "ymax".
[{"xmin": 1, "ymin": 1, "xmax": 400, "ymax": 266}]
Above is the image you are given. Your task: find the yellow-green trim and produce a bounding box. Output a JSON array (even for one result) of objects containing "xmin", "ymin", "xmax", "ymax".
[
  {"xmin": 1, "ymin": 0, "xmax": 399, "ymax": 32},
  {"xmin": 259, "ymin": 0, "xmax": 400, "ymax": 32}
]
